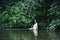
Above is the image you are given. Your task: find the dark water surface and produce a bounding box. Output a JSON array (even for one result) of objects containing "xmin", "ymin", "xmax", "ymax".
[{"xmin": 0, "ymin": 30, "xmax": 60, "ymax": 40}]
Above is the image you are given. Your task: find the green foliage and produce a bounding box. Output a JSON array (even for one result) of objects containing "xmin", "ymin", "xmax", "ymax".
[
  {"xmin": 47, "ymin": 2, "xmax": 60, "ymax": 29},
  {"xmin": 0, "ymin": 0, "xmax": 60, "ymax": 29},
  {"xmin": 0, "ymin": 0, "xmax": 36, "ymax": 28}
]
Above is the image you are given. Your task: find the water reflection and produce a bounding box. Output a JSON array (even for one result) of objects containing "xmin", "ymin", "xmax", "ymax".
[
  {"xmin": 32, "ymin": 29, "xmax": 38, "ymax": 40},
  {"xmin": 0, "ymin": 30, "xmax": 34, "ymax": 40},
  {"xmin": 8, "ymin": 30, "xmax": 33, "ymax": 40},
  {"xmin": 47, "ymin": 31, "xmax": 60, "ymax": 40},
  {"xmin": 0, "ymin": 30, "xmax": 60, "ymax": 40}
]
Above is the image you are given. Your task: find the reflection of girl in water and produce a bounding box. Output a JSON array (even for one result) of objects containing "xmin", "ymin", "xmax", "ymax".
[{"xmin": 29, "ymin": 19, "xmax": 38, "ymax": 40}]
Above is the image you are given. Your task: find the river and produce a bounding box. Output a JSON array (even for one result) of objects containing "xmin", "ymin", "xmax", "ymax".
[{"xmin": 0, "ymin": 30, "xmax": 60, "ymax": 40}]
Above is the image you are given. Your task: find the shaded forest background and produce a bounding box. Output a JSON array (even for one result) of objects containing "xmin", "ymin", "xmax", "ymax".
[{"xmin": 0, "ymin": 0, "xmax": 60, "ymax": 30}]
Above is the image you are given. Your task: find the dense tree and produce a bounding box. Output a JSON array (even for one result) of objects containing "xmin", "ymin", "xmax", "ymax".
[{"xmin": 0, "ymin": 0, "xmax": 60, "ymax": 30}]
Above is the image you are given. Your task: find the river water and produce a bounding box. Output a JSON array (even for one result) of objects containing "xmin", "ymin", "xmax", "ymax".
[{"xmin": 0, "ymin": 30, "xmax": 60, "ymax": 40}]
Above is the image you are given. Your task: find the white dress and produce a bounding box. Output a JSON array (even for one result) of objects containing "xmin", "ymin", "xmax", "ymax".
[
  {"xmin": 29, "ymin": 22, "xmax": 38, "ymax": 36},
  {"xmin": 33, "ymin": 23, "xmax": 38, "ymax": 36}
]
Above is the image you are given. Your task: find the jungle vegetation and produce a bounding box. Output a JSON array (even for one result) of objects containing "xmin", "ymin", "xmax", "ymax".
[{"xmin": 0, "ymin": 0, "xmax": 60, "ymax": 30}]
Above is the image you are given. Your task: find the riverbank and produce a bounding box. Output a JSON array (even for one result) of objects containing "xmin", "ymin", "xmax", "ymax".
[{"xmin": 0, "ymin": 28, "xmax": 59, "ymax": 31}]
